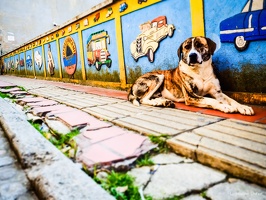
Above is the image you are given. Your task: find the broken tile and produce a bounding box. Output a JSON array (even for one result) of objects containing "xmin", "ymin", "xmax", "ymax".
[
  {"xmin": 31, "ymin": 104, "xmax": 69, "ymax": 116},
  {"xmin": 0, "ymin": 87, "xmax": 21, "ymax": 93},
  {"xmin": 54, "ymin": 110, "xmax": 94, "ymax": 128},
  {"xmin": 83, "ymin": 127, "xmax": 126, "ymax": 143},
  {"xmin": 27, "ymin": 100, "xmax": 58, "ymax": 107},
  {"xmin": 101, "ymin": 133, "xmax": 147, "ymax": 158},
  {"xmin": 80, "ymin": 144, "xmax": 123, "ymax": 166},
  {"xmin": 86, "ymin": 119, "xmax": 112, "ymax": 131},
  {"xmin": 0, "ymin": 81, "xmax": 16, "ymax": 88}
]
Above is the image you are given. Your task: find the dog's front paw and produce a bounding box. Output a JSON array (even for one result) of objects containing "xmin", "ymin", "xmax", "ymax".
[
  {"xmin": 163, "ymin": 100, "xmax": 175, "ymax": 108},
  {"xmin": 236, "ymin": 105, "xmax": 254, "ymax": 115},
  {"xmin": 219, "ymin": 104, "xmax": 237, "ymax": 113}
]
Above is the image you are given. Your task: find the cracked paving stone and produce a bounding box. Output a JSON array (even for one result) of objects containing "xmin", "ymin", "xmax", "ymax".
[
  {"xmin": 206, "ymin": 180, "xmax": 266, "ymax": 200},
  {"xmin": 144, "ymin": 163, "xmax": 226, "ymax": 200},
  {"xmin": 0, "ymin": 156, "xmax": 14, "ymax": 167},
  {"xmin": 151, "ymin": 153, "xmax": 193, "ymax": 164},
  {"xmin": 183, "ymin": 195, "xmax": 205, "ymax": 200},
  {"xmin": 127, "ymin": 166, "xmax": 152, "ymax": 188}
]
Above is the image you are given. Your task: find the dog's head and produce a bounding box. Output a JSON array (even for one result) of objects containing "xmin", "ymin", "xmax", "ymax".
[{"xmin": 177, "ymin": 36, "xmax": 216, "ymax": 66}]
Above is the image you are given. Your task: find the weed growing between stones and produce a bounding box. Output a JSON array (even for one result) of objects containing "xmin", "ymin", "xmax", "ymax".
[
  {"xmin": 200, "ymin": 191, "xmax": 207, "ymax": 198},
  {"xmin": 0, "ymin": 91, "xmax": 10, "ymax": 98},
  {"xmin": 30, "ymin": 121, "xmax": 79, "ymax": 159},
  {"xmin": 136, "ymin": 154, "xmax": 154, "ymax": 167},
  {"xmin": 94, "ymin": 170, "xmax": 141, "ymax": 200},
  {"xmin": 148, "ymin": 135, "xmax": 171, "ymax": 153}
]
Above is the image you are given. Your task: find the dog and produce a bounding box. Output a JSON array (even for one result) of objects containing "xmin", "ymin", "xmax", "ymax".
[{"xmin": 128, "ymin": 36, "xmax": 254, "ymax": 115}]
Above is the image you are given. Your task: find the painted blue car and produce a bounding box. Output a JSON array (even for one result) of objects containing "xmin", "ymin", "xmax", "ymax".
[
  {"xmin": 119, "ymin": 2, "xmax": 128, "ymax": 12},
  {"xmin": 220, "ymin": 0, "xmax": 266, "ymax": 51}
]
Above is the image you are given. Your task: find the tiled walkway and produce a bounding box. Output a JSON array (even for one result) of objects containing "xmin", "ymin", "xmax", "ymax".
[{"xmin": 0, "ymin": 76, "xmax": 266, "ymax": 197}]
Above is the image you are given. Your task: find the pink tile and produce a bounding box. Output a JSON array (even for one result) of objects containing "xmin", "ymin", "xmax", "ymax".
[
  {"xmin": 100, "ymin": 133, "xmax": 147, "ymax": 158},
  {"xmin": 0, "ymin": 87, "xmax": 21, "ymax": 93},
  {"xmin": 55, "ymin": 110, "xmax": 93, "ymax": 127},
  {"xmin": 46, "ymin": 107, "xmax": 76, "ymax": 117},
  {"xmin": 74, "ymin": 134, "xmax": 92, "ymax": 149},
  {"xmin": 80, "ymin": 144, "xmax": 123, "ymax": 166},
  {"xmin": 83, "ymin": 127, "xmax": 126, "ymax": 143},
  {"xmin": 86, "ymin": 119, "xmax": 112, "ymax": 130},
  {"xmin": 27, "ymin": 100, "xmax": 58, "ymax": 107},
  {"xmin": 32, "ymin": 105, "xmax": 69, "ymax": 116},
  {"xmin": 0, "ymin": 82, "xmax": 16, "ymax": 88},
  {"xmin": 17, "ymin": 97, "xmax": 45, "ymax": 103},
  {"xmin": 10, "ymin": 91, "xmax": 28, "ymax": 95}
]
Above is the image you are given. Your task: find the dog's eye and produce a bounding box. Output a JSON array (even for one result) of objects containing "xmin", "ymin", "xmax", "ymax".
[
  {"xmin": 184, "ymin": 44, "xmax": 191, "ymax": 50},
  {"xmin": 195, "ymin": 42, "xmax": 203, "ymax": 48}
]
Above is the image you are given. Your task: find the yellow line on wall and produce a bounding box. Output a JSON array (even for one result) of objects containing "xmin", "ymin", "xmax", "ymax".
[
  {"xmin": 115, "ymin": 16, "xmax": 127, "ymax": 87},
  {"xmin": 190, "ymin": 0, "xmax": 205, "ymax": 36},
  {"xmin": 78, "ymin": 30, "xmax": 86, "ymax": 80}
]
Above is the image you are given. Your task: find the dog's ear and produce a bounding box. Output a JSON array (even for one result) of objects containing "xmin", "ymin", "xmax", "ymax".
[
  {"xmin": 206, "ymin": 37, "xmax": 216, "ymax": 55},
  {"xmin": 177, "ymin": 42, "xmax": 183, "ymax": 61}
]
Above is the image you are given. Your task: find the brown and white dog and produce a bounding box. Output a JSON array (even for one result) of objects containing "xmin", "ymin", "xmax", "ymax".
[{"xmin": 128, "ymin": 36, "xmax": 254, "ymax": 115}]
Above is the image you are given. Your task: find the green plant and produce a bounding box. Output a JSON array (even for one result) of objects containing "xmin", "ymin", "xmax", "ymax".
[
  {"xmin": 31, "ymin": 122, "xmax": 42, "ymax": 132},
  {"xmin": 49, "ymin": 129, "xmax": 79, "ymax": 148},
  {"xmin": 18, "ymin": 86, "xmax": 26, "ymax": 91},
  {"xmin": 30, "ymin": 121, "xmax": 79, "ymax": 158},
  {"xmin": 165, "ymin": 196, "xmax": 184, "ymax": 200},
  {"xmin": 99, "ymin": 171, "xmax": 140, "ymax": 200},
  {"xmin": 136, "ymin": 154, "xmax": 154, "ymax": 167},
  {"xmin": 0, "ymin": 92, "xmax": 10, "ymax": 99},
  {"xmin": 148, "ymin": 135, "xmax": 171, "ymax": 153},
  {"xmin": 200, "ymin": 191, "xmax": 207, "ymax": 198}
]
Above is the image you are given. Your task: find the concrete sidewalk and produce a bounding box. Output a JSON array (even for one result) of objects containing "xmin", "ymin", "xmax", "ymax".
[{"xmin": 0, "ymin": 75, "xmax": 266, "ymax": 199}]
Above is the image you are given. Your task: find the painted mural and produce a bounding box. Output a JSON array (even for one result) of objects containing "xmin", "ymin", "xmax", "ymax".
[
  {"xmin": 19, "ymin": 52, "xmax": 26, "ymax": 75},
  {"xmin": 25, "ymin": 50, "xmax": 34, "ymax": 76},
  {"xmin": 130, "ymin": 16, "xmax": 175, "ymax": 63},
  {"xmin": 44, "ymin": 42, "xmax": 59, "ymax": 78},
  {"xmin": 14, "ymin": 54, "xmax": 19, "ymax": 70},
  {"xmin": 62, "ymin": 36, "xmax": 77, "ymax": 76},
  {"xmin": 86, "ymin": 30, "xmax": 112, "ymax": 71},
  {"xmin": 10, "ymin": 57, "xmax": 14, "ymax": 71},
  {"xmin": 204, "ymin": 0, "xmax": 266, "ymax": 93},
  {"xmin": 47, "ymin": 44, "xmax": 55, "ymax": 75},
  {"xmin": 82, "ymin": 19, "xmax": 120, "ymax": 82},
  {"xmin": 34, "ymin": 46, "xmax": 43, "ymax": 76},
  {"xmin": 122, "ymin": 0, "xmax": 191, "ymax": 83},
  {"xmin": 220, "ymin": 0, "xmax": 266, "ymax": 51},
  {"xmin": 59, "ymin": 33, "xmax": 82, "ymax": 79}
]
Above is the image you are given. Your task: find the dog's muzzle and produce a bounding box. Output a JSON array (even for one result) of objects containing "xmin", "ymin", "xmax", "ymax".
[{"xmin": 188, "ymin": 52, "xmax": 202, "ymax": 66}]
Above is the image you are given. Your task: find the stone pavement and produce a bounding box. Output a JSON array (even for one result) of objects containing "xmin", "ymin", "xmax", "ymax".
[
  {"xmin": 0, "ymin": 126, "xmax": 38, "ymax": 200},
  {"xmin": 0, "ymin": 75, "xmax": 266, "ymax": 199}
]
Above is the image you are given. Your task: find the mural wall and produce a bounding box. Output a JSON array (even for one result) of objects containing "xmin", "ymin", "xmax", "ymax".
[
  {"xmin": 44, "ymin": 41, "xmax": 60, "ymax": 78},
  {"xmin": 81, "ymin": 19, "xmax": 120, "ymax": 82},
  {"xmin": 1, "ymin": 0, "xmax": 265, "ymax": 94},
  {"xmin": 204, "ymin": 0, "xmax": 266, "ymax": 92}
]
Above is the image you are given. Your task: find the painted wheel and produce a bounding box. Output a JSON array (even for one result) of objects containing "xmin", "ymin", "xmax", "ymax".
[
  {"xmin": 234, "ymin": 36, "xmax": 249, "ymax": 51},
  {"xmin": 95, "ymin": 62, "xmax": 102, "ymax": 71},
  {"xmin": 168, "ymin": 28, "xmax": 174, "ymax": 37},
  {"xmin": 106, "ymin": 59, "xmax": 112, "ymax": 68},
  {"xmin": 147, "ymin": 48, "xmax": 154, "ymax": 63}
]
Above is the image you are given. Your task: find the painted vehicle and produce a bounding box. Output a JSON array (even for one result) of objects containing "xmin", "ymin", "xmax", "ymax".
[
  {"xmin": 130, "ymin": 16, "xmax": 175, "ymax": 62},
  {"xmin": 19, "ymin": 59, "xmax": 24, "ymax": 67},
  {"xmin": 220, "ymin": 0, "xmax": 266, "ymax": 51},
  {"xmin": 138, "ymin": 0, "xmax": 147, "ymax": 4},
  {"xmin": 86, "ymin": 30, "xmax": 112, "ymax": 71},
  {"xmin": 119, "ymin": 2, "xmax": 128, "ymax": 12},
  {"xmin": 26, "ymin": 55, "xmax": 32, "ymax": 68}
]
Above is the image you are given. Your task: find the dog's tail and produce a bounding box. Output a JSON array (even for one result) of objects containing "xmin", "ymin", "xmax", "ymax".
[{"xmin": 127, "ymin": 86, "xmax": 140, "ymax": 106}]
